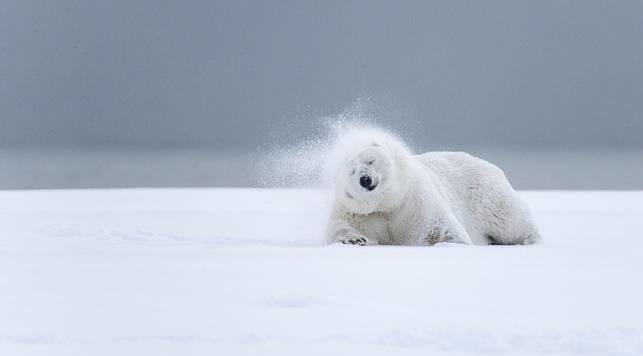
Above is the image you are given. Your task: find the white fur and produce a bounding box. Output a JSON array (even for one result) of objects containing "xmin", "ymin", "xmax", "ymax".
[{"xmin": 326, "ymin": 130, "xmax": 540, "ymax": 246}]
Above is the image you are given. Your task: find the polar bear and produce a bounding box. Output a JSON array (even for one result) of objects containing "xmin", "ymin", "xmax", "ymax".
[{"xmin": 326, "ymin": 129, "xmax": 540, "ymax": 246}]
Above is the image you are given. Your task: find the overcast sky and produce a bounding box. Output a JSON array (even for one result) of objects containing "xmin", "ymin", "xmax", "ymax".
[{"xmin": 1, "ymin": 0, "xmax": 642, "ymax": 150}]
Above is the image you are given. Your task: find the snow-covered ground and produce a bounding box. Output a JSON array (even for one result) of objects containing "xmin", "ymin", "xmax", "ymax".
[{"xmin": 1, "ymin": 188, "xmax": 642, "ymax": 355}]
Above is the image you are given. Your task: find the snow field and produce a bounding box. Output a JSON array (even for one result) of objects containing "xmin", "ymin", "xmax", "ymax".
[{"xmin": 0, "ymin": 188, "xmax": 642, "ymax": 355}]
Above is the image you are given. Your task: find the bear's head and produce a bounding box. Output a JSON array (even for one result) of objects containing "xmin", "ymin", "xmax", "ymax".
[{"xmin": 332, "ymin": 136, "xmax": 411, "ymax": 215}]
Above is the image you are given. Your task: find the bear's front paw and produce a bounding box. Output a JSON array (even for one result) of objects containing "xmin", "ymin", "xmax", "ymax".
[{"xmin": 338, "ymin": 236, "xmax": 369, "ymax": 246}]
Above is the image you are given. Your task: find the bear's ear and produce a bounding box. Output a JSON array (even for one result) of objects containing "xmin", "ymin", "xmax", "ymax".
[{"xmin": 371, "ymin": 142, "xmax": 381, "ymax": 147}]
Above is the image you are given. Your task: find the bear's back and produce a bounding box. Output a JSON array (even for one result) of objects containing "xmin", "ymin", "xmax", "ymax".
[{"xmin": 414, "ymin": 151, "xmax": 506, "ymax": 186}]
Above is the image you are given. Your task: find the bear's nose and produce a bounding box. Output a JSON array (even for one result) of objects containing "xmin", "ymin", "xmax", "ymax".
[{"xmin": 359, "ymin": 175, "xmax": 373, "ymax": 190}]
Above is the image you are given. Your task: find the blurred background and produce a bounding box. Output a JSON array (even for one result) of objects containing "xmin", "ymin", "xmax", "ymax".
[{"xmin": 1, "ymin": 0, "xmax": 641, "ymax": 189}]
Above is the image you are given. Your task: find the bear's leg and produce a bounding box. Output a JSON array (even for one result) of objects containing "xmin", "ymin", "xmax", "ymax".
[
  {"xmin": 420, "ymin": 215, "xmax": 472, "ymax": 245},
  {"xmin": 395, "ymin": 203, "xmax": 472, "ymax": 245},
  {"xmin": 487, "ymin": 220, "xmax": 540, "ymax": 245},
  {"xmin": 483, "ymin": 197, "xmax": 541, "ymax": 245},
  {"xmin": 327, "ymin": 219, "xmax": 374, "ymax": 246}
]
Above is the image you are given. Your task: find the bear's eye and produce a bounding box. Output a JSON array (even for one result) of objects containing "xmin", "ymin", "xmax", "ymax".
[
  {"xmin": 366, "ymin": 160, "xmax": 375, "ymax": 165},
  {"xmin": 350, "ymin": 169, "xmax": 356, "ymax": 175}
]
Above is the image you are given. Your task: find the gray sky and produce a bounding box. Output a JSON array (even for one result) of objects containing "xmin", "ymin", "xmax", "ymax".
[{"xmin": 1, "ymin": 0, "xmax": 642, "ymax": 150}]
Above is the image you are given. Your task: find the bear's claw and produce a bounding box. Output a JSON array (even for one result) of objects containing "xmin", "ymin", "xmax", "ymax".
[{"xmin": 339, "ymin": 237, "xmax": 368, "ymax": 246}]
